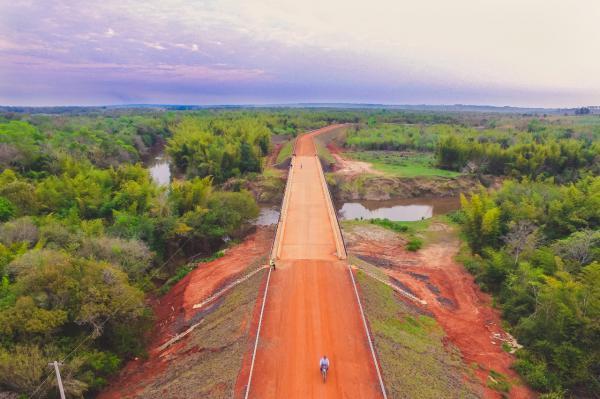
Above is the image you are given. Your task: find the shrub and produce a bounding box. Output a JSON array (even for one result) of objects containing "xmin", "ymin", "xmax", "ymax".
[
  {"xmin": 406, "ymin": 238, "xmax": 423, "ymax": 252},
  {"xmin": 0, "ymin": 217, "xmax": 39, "ymax": 246},
  {"xmin": 0, "ymin": 197, "xmax": 15, "ymax": 222},
  {"xmin": 369, "ymin": 218, "xmax": 409, "ymax": 233}
]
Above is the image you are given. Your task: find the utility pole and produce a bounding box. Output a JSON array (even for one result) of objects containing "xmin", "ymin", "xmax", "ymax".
[{"xmin": 48, "ymin": 361, "xmax": 66, "ymax": 399}]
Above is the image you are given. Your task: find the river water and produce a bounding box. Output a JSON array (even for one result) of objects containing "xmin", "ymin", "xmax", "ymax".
[
  {"xmin": 337, "ymin": 196, "xmax": 460, "ymax": 221},
  {"xmin": 145, "ymin": 148, "xmax": 455, "ymax": 224},
  {"xmin": 148, "ymin": 155, "xmax": 171, "ymax": 186}
]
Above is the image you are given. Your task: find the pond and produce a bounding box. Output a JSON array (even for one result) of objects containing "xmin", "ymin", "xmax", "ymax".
[
  {"xmin": 254, "ymin": 207, "xmax": 280, "ymax": 226},
  {"xmin": 148, "ymin": 155, "xmax": 171, "ymax": 186},
  {"xmin": 337, "ymin": 197, "xmax": 460, "ymax": 222}
]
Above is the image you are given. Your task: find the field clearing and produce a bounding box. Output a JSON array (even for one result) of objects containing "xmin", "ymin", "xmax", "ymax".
[{"xmin": 345, "ymin": 151, "xmax": 461, "ymax": 178}]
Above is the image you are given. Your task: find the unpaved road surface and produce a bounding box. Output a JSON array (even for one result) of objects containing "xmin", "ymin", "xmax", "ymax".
[{"xmin": 244, "ymin": 127, "xmax": 383, "ymax": 398}]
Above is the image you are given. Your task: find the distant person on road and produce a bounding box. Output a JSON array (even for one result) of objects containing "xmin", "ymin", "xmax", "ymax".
[
  {"xmin": 270, "ymin": 259, "xmax": 276, "ymax": 271},
  {"xmin": 319, "ymin": 355, "xmax": 329, "ymax": 373}
]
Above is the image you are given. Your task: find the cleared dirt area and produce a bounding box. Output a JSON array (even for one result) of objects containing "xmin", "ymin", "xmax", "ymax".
[
  {"xmin": 328, "ymin": 142, "xmax": 382, "ymax": 176},
  {"xmin": 242, "ymin": 127, "xmax": 383, "ymax": 398},
  {"xmin": 97, "ymin": 227, "xmax": 273, "ymax": 399},
  {"xmin": 344, "ymin": 222, "xmax": 536, "ymax": 399}
]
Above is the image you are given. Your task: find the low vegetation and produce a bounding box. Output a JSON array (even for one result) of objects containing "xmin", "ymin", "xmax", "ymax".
[
  {"xmin": 346, "ymin": 151, "xmax": 460, "ymax": 177},
  {"xmin": 275, "ymin": 140, "xmax": 294, "ymax": 164},
  {"xmin": 368, "ymin": 218, "xmax": 430, "ymax": 251},
  {"xmin": 343, "ymin": 118, "xmax": 599, "ymax": 182},
  {"xmin": 356, "ymin": 270, "xmax": 479, "ymax": 398},
  {"xmin": 112, "ymin": 259, "xmax": 266, "ymax": 398}
]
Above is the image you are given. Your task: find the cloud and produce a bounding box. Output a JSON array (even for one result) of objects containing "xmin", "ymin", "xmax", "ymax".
[
  {"xmin": 0, "ymin": 0, "xmax": 599, "ymax": 106},
  {"xmin": 174, "ymin": 43, "xmax": 200, "ymax": 52},
  {"xmin": 143, "ymin": 42, "xmax": 166, "ymax": 51}
]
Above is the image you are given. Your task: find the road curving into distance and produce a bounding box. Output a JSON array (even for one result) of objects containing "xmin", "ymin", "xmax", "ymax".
[{"xmin": 245, "ymin": 126, "xmax": 385, "ymax": 398}]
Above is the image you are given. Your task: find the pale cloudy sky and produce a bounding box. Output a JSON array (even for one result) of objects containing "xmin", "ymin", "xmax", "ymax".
[{"xmin": 1, "ymin": 0, "xmax": 599, "ymax": 106}]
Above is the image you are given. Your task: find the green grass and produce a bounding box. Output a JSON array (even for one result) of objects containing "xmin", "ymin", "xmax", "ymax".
[
  {"xmin": 356, "ymin": 270, "xmax": 480, "ymax": 398},
  {"xmin": 346, "ymin": 151, "xmax": 461, "ymax": 178},
  {"xmin": 488, "ymin": 370, "xmax": 511, "ymax": 394},
  {"xmin": 276, "ymin": 140, "xmax": 293, "ymax": 164},
  {"xmin": 347, "ymin": 216, "xmax": 456, "ymax": 251},
  {"xmin": 315, "ymin": 140, "xmax": 336, "ymax": 165},
  {"xmin": 368, "ymin": 218, "xmax": 431, "ymax": 235}
]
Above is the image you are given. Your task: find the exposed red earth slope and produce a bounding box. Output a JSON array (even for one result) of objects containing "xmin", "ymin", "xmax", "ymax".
[{"xmin": 346, "ymin": 223, "xmax": 536, "ymax": 398}]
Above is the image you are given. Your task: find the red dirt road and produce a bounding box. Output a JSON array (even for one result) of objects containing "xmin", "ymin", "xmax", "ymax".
[{"xmin": 245, "ymin": 127, "xmax": 383, "ymax": 398}]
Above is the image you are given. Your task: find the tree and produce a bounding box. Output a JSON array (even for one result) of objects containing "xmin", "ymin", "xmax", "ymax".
[
  {"xmin": 503, "ymin": 220, "xmax": 540, "ymax": 265},
  {"xmin": 460, "ymin": 190, "xmax": 501, "ymax": 253},
  {"xmin": 0, "ymin": 197, "xmax": 15, "ymax": 222}
]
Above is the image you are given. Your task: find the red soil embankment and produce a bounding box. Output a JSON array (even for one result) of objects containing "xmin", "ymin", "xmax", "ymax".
[
  {"xmin": 347, "ymin": 224, "xmax": 536, "ymax": 399},
  {"xmin": 98, "ymin": 227, "xmax": 273, "ymax": 399}
]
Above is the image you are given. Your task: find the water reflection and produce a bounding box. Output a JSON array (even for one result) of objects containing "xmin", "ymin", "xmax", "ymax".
[
  {"xmin": 337, "ymin": 197, "xmax": 460, "ymax": 221},
  {"xmin": 148, "ymin": 156, "xmax": 171, "ymax": 186},
  {"xmin": 254, "ymin": 207, "xmax": 280, "ymax": 226}
]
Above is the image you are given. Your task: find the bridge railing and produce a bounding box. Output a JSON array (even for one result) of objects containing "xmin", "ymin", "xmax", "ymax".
[
  {"xmin": 312, "ymin": 126, "xmax": 348, "ymax": 260},
  {"xmin": 269, "ymin": 135, "xmax": 298, "ymax": 260}
]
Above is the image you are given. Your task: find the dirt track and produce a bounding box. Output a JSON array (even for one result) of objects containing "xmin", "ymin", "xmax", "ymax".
[
  {"xmin": 244, "ymin": 127, "xmax": 383, "ymax": 398},
  {"xmin": 328, "ymin": 142, "xmax": 382, "ymax": 176}
]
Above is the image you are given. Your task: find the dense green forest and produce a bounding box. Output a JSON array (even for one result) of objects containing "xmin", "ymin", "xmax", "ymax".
[
  {"xmin": 0, "ymin": 108, "xmax": 598, "ymax": 397},
  {"xmin": 345, "ymin": 118, "xmax": 600, "ymax": 182},
  {"xmin": 344, "ymin": 114, "xmax": 600, "ymax": 396},
  {"xmin": 0, "ymin": 109, "xmax": 362, "ymax": 397},
  {"xmin": 457, "ymin": 177, "xmax": 599, "ymax": 397}
]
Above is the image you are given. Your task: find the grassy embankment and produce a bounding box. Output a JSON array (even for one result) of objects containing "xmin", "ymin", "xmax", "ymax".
[
  {"xmin": 356, "ymin": 270, "xmax": 479, "ymax": 398},
  {"xmin": 131, "ymin": 257, "xmax": 267, "ymax": 398},
  {"xmin": 346, "ymin": 151, "xmax": 460, "ymax": 178},
  {"xmin": 315, "ymin": 141, "xmax": 336, "ymax": 165},
  {"xmin": 276, "ymin": 140, "xmax": 293, "ymax": 164}
]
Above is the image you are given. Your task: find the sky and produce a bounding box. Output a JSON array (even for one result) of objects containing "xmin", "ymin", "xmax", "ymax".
[{"xmin": 1, "ymin": 0, "xmax": 599, "ymax": 107}]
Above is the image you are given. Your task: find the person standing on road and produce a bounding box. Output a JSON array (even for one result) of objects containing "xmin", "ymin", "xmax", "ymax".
[{"xmin": 270, "ymin": 259, "xmax": 276, "ymax": 271}]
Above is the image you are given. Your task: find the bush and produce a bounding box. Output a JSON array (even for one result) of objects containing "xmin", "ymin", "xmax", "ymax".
[
  {"xmin": 406, "ymin": 238, "xmax": 423, "ymax": 252},
  {"xmin": 369, "ymin": 218, "xmax": 409, "ymax": 232},
  {"xmin": 0, "ymin": 217, "xmax": 39, "ymax": 246},
  {"xmin": 77, "ymin": 236, "xmax": 153, "ymax": 280},
  {"xmin": 0, "ymin": 197, "xmax": 15, "ymax": 222},
  {"xmin": 159, "ymin": 264, "xmax": 194, "ymax": 295}
]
